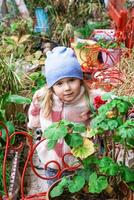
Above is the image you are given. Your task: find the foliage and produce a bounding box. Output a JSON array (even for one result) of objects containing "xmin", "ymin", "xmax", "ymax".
[
  {"xmin": 0, "ymin": 151, "xmax": 10, "ymax": 196},
  {"xmin": 97, "ymin": 39, "xmax": 125, "ymax": 49},
  {"xmin": 75, "ymin": 21, "xmax": 110, "ymax": 39},
  {"xmin": 29, "ymin": 71, "xmax": 46, "ymax": 94},
  {"xmin": 43, "ymin": 94, "xmax": 134, "ymax": 198},
  {"xmin": 0, "ymin": 93, "xmax": 31, "ymax": 146},
  {"xmin": 24, "ymin": 0, "xmax": 109, "ymax": 45}
]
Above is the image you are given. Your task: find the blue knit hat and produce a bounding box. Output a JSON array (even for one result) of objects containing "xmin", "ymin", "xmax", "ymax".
[{"xmin": 44, "ymin": 46, "xmax": 83, "ymax": 88}]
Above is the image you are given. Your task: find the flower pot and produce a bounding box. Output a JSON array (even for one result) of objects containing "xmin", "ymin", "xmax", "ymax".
[
  {"xmin": 46, "ymin": 178, "xmax": 101, "ymax": 200},
  {"xmin": 101, "ymin": 48, "xmax": 121, "ymax": 67},
  {"xmin": 46, "ymin": 176, "xmax": 134, "ymax": 200},
  {"xmin": 71, "ymin": 40, "xmax": 99, "ymax": 68}
]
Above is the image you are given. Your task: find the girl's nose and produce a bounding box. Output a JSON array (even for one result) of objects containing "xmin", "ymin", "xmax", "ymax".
[{"xmin": 64, "ymin": 82, "xmax": 70, "ymax": 90}]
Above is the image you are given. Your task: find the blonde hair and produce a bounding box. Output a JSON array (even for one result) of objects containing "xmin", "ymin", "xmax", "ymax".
[{"xmin": 42, "ymin": 80, "xmax": 90, "ymax": 117}]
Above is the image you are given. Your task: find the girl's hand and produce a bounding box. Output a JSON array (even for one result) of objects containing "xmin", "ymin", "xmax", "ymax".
[{"xmin": 80, "ymin": 111, "xmax": 90, "ymax": 120}]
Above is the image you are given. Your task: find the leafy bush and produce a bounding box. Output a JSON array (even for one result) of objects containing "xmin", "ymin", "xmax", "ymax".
[{"xmin": 42, "ymin": 93, "xmax": 134, "ymax": 198}]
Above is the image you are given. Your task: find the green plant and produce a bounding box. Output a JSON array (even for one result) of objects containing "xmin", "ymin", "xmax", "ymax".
[
  {"xmin": 43, "ymin": 93, "xmax": 134, "ymax": 199},
  {"xmin": 97, "ymin": 39, "xmax": 125, "ymax": 49},
  {"xmin": 0, "ymin": 92, "xmax": 31, "ymax": 146},
  {"xmin": 75, "ymin": 21, "xmax": 110, "ymax": 39},
  {"xmin": 29, "ymin": 71, "xmax": 46, "ymax": 94},
  {"xmin": 0, "ymin": 151, "xmax": 10, "ymax": 196}
]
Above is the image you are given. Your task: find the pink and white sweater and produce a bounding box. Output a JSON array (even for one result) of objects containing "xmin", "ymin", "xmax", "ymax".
[{"xmin": 28, "ymin": 86, "xmax": 105, "ymax": 169}]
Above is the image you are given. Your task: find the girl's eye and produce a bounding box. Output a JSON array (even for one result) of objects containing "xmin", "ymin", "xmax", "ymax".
[
  {"xmin": 69, "ymin": 78, "xmax": 75, "ymax": 82},
  {"xmin": 55, "ymin": 81, "xmax": 63, "ymax": 86}
]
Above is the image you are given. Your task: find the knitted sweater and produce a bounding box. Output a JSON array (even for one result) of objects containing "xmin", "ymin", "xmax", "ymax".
[{"xmin": 28, "ymin": 86, "xmax": 105, "ymax": 169}]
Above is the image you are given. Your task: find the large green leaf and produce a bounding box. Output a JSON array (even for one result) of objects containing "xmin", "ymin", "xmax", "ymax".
[
  {"xmin": 73, "ymin": 123, "xmax": 86, "ymax": 133},
  {"xmin": 107, "ymin": 119, "xmax": 119, "ymax": 130},
  {"xmin": 98, "ymin": 121, "xmax": 109, "ymax": 131},
  {"xmin": 88, "ymin": 172, "xmax": 108, "ymax": 193},
  {"xmin": 7, "ymin": 95, "xmax": 31, "ymax": 104},
  {"xmin": 50, "ymin": 177, "xmax": 68, "ymax": 198},
  {"xmin": 99, "ymin": 157, "xmax": 119, "ymax": 176},
  {"xmin": 50, "ymin": 185, "xmax": 63, "ymax": 198},
  {"xmin": 68, "ymin": 175, "xmax": 85, "ymax": 193},
  {"xmin": 43, "ymin": 122, "xmax": 68, "ymax": 140},
  {"xmin": 65, "ymin": 133, "xmax": 83, "ymax": 148}
]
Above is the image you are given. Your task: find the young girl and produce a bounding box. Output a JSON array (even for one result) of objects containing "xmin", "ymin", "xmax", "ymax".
[{"xmin": 28, "ymin": 46, "xmax": 105, "ymax": 186}]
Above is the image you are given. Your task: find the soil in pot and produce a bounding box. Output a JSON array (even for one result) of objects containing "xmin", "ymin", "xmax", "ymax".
[{"xmin": 50, "ymin": 189, "xmax": 101, "ymax": 200}]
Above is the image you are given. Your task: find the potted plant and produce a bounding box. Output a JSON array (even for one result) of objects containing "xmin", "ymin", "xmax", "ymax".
[
  {"xmin": 97, "ymin": 39, "xmax": 123, "ymax": 67},
  {"xmin": 42, "ymin": 93, "xmax": 134, "ymax": 200}
]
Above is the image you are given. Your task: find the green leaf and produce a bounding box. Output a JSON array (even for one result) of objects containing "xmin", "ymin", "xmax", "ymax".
[
  {"xmin": 50, "ymin": 185, "xmax": 63, "ymax": 198},
  {"xmin": 47, "ymin": 140, "xmax": 57, "ymax": 150},
  {"xmin": 15, "ymin": 112, "xmax": 27, "ymax": 123},
  {"xmin": 58, "ymin": 177, "xmax": 68, "ymax": 187},
  {"xmin": 120, "ymin": 166, "xmax": 134, "ymax": 183},
  {"xmin": 73, "ymin": 123, "xmax": 86, "ymax": 133},
  {"xmin": 0, "ymin": 110, "xmax": 6, "ymax": 121},
  {"xmin": 108, "ymin": 119, "xmax": 119, "ymax": 130},
  {"xmin": 102, "ymin": 92, "xmax": 114, "ymax": 101},
  {"xmin": 88, "ymin": 128, "xmax": 100, "ymax": 137},
  {"xmin": 83, "ymin": 156, "xmax": 99, "ymax": 168},
  {"xmin": 117, "ymin": 101, "xmax": 129, "ymax": 114},
  {"xmin": 43, "ymin": 122, "xmax": 68, "ymax": 140},
  {"xmin": 126, "ymin": 138, "xmax": 134, "ymax": 148},
  {"xmin": 98, "ymin": 121, "xmax": 109, "ymax": 131},
  {"xmin": 88, "ymin": 172, "xmax": 108, "ymax": 193},
  {"xmin": 118, "ymin": 125, "xmax": 134, "ymax": 139},
  {"xmin": 130, "ymin": 184, "xmax": 134, "ymax": 191},
  {"xmin": 99, "ymin": 157, "xmax": 119, "ymax": 176},
  {"xmin": 7, "ymin": 95, "xmax": 31, "ymax": 104},
  {"xmin": 50, "ymin": 177, "xmax": 68, "ymax": 198},
  {"xmin": 60, "ymin": 119, "xmax": 73, "ymax": 126},
  {"xmin": 0, "ymin": 121, "xmax": 15, "ymax": 144},
  {"xmin": 90, "ymin": 116, "xmax": 105, "ymax": 129},
  {"xmin": 77, "ymin": 168, "xmax": 94, "ymax": 182},
  {"xmin": 98, "ymin": 104, "xmax": 110, "ymax": 115},
  {"xmin": 68, "ymin": 175, "xmax": 85, "ymax": 193},
  {"xmin": 65, "ymin": 133, "xmax": 83, "ymax": 148},
  {"xmin": 29, "ymin": 72, "xmax": 40, "ymax": 80}
]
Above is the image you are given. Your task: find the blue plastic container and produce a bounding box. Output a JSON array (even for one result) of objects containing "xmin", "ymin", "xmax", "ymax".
[{"xmin": 34, "ymin": 7, "xmax": 49, "ymax": 33}]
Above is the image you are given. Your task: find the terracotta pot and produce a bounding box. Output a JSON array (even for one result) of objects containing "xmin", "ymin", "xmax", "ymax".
[{"xmin": 46, "ymin": 181, "xmax": 134, "ymax": 200}]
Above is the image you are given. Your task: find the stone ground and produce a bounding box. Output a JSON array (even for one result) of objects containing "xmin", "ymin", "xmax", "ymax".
[
  {"xmin": 24, "ymin": 134, "xmax": 49, "ymax": 197},
  {"xmin": 24, "ymin": 153, "xmax": 48, "ymax": 196}
]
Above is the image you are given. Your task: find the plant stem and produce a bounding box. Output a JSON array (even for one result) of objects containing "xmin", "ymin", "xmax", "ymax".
[{"xmin": 123, "ymin": 139, "xmax": 127, "ymax": 165}]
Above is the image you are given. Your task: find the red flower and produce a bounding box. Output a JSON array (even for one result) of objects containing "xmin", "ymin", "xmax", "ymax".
[{"xmin": 94, "ymin": 96, "xmax": 107, "ymax": 109}]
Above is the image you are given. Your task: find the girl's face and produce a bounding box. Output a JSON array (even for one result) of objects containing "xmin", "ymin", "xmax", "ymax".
[{"xmin": 52, "ymin": 78, "xmax": 81, "ymax": 103}]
